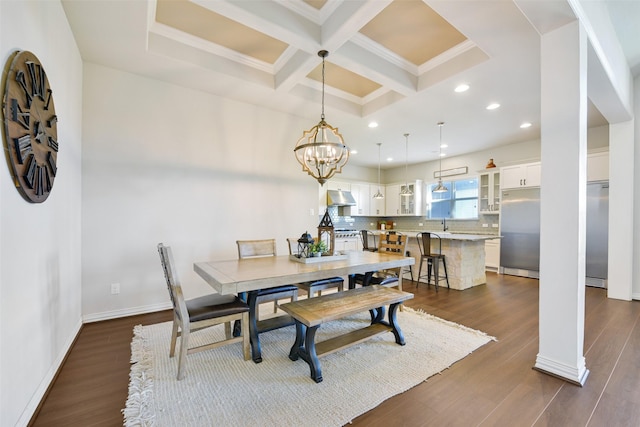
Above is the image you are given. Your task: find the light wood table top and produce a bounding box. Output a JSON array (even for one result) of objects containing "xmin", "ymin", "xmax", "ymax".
[{"xmin": 194, "ymin": 251, "xmax": 415, "ymax": 295}]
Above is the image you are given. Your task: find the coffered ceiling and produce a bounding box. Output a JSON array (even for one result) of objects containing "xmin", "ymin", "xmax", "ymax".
[{"xmin": 62, "ymin": 0, "xmax": 639, "ymax": 169}]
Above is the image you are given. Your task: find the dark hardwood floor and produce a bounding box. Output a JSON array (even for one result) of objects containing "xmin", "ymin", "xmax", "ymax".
[{"xmin": 30, "ymin": 273, "xmax": 640, "ymax": 426}]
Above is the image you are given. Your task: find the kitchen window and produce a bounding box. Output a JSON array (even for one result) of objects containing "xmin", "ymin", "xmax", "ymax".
[{"xmin": 427, "ymin": 177, "xmax": 478, "ymax": 219}]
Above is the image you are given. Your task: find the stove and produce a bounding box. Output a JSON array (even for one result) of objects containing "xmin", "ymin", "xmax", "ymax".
[{"xmin": 334, "ymin": 229, "xmax": 359, "ymax": 238}]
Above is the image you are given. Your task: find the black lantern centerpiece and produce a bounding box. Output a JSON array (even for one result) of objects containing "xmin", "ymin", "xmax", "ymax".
[
  {"xmin": 296, "ymin": 231, "xmax": 314, "ymax": 258},
  {"xmin": 317, "ymin": 209, "xmax": 335, "ymax": 256}
]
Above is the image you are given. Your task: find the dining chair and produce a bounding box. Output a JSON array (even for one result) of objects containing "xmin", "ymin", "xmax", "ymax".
[
  {"xmin": 349, "ymin": 232, "xmax": 408, "ymax": 290},
  {"xmin": 360, "ymin": 229, "xmax": 378, "ymax": 252},
  {"xmin": 416, "ymin": 232, "xmax": 450, "ymax": 291},
  {"xmin": 286, "ymin": 238, "xmax": 344, "ymax": 297},
  {"xmin": 236, "ymin": 239, "xmax": 299, "ymax": 363},
  {"xmin": 157, "ymin": 243, "xmax": 250, "ymax": 380}
]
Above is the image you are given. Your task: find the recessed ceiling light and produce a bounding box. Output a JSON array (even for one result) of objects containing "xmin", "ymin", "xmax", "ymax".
[
  {"xmin": 440, "ymin": 153, "xmax": 446, "ymax": 157},
  {"xmin": 368, "ymin": 121, "xmax": 378, "ymax": 128},
  {"xmin": 440, "ymin": 144, "xmax": 448, "ymax": 148},
  {"xmin": 455, "ymin": 84, "xmax": 469, "ymax": 93},
  {"xmin": 350, "ymin": 149, "xmax": 358, "ymax": 154},
  {"xmin": 386, "ymin": 157, "xmax": 393, "ymax": 162},
  {"xmin": 486, "ymin": 103, "xmax": 500, "ymax": 110},
  {"xmin": 520, "ymin": 122, "xmax": 532, "ymax": 128}
]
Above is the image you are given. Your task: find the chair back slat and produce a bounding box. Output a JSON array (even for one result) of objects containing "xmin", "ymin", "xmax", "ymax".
[
  {"xmin": 417, "ymin": 232, "xmax": 442, "ymax": 256},
  {"xmin": 286, "ymin": 238, "xmax": 298, "ymax": 255},
  {"xmin": 236, "ymin": 239, "xmax": 277, "ymax": 259},
  {"xmin": 157, "ymin": 243, "xmax": 188, "ymax": 324},
  {"xmin": 378, "ymin": 232, "xmax": 407, "ymax": 255}
]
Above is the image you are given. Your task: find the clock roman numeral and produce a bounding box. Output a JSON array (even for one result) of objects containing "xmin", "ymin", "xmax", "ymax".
[
  {"xmin": 26, "ymin": 61, "xmax": 46, "ymax": 99},
  {"xmin": 47, "ymin": 151, "xmax": 57, "ymax": 176},
  {"xmin": 48, "ymin": 137, "xmax": 58, "ymax": 152},
  {"xmin": 34, "ymin": 165, "xmax": 50, "ymax": 197},
  {"xmin": 47, "ymin": 114, "xmax": 57, "ymax": 127},
  {"xmin": 44, "ymin": 89, "xmax": 53, "ymax": 110},
  {"xmin": 10, "ymin": 99, "xmax": 30, "ymax": 129},
  {"xmin": 23, "ymin": 154, "xmax": 37, "ymax": 189},
  {"xmin": 14, "ymin": 134, "xmax": 32, "ymax": 164},
  {"xmin": 15, "ymin": 70, "xmax": 33, "ymax": 108}
]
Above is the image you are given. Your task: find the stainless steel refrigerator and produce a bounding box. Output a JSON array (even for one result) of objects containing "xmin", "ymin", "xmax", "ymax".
[
  {"xmin": 585, "ymin": 182, "xmax": 609, "ymax": 287},
  {"xmin": 499, "ymin": 183, "xmax": 609, "ymax": 287},
  {"xmin": 500, "ymin": 187, "xmax": 541, "ymax": 279}
]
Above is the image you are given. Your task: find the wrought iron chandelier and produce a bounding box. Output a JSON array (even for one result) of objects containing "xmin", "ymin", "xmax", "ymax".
[
  {"xmin": 433, "ymin": 122, "xmax": 449, "ymax": 193},
  {"xmin": 293, "ymin": 50, "xmax": 349, "ymax": 185}
]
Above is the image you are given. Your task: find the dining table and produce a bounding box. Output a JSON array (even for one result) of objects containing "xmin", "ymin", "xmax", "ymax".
[{"xmin": 194, "ymin": 250, "xmax": 415, "ymax": 362}]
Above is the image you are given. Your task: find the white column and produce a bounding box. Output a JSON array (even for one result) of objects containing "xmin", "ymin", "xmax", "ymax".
[
  {"xmin": 536, "ymin": 21, "xmax": 589, "ymax": 385},
  {"xmin": 608, "ymin": 121, "xmax": 634, "ymax": 301}
]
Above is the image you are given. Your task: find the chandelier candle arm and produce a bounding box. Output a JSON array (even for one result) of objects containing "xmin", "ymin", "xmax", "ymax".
[{"xmin": 293, "ymin": 50, "xmax": 349, "ymax": 185}]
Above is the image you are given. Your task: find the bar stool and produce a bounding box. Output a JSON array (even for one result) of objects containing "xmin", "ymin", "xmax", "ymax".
[
  {"xmin": 360, "ymin": 230, "xmax": 378, "ymax": 252},
  {"xmin": 416, "ymin": 232, "xmax": 449, "ymax": 290}
]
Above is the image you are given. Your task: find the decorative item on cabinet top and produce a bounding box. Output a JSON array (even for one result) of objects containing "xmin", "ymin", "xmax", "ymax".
[{"xmin": 434, "ymin": 166, "xmax": 468, "ymax": 178}]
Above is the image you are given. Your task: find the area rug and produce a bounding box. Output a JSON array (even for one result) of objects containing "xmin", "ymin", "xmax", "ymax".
[{"xmin": 123, "ymin": 307, "xmax": 495, "ymax": 426}]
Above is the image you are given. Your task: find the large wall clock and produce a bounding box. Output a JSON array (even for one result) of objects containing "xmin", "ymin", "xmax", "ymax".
[{"xmin": 2, "ymin": 50, "xmax": 58, "ymax": 203}]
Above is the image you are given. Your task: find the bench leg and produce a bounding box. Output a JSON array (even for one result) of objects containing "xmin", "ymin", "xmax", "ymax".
[
  {"xmin": 288, "ymin": 321, "xmax": 306, "ymax": 361},
  {"xmin": 388, "ymin": 302, "xmax": 406, "ymax": 346},
  {"xmin": 303, "ymin": 325, "xmax": 322, "ymax": 383}
]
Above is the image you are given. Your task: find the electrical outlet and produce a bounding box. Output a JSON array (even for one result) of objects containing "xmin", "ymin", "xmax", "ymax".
[
  {"xmin": 419, "ymin": 222, "xmax": 423, "ymax": 226},
  {"xmin": 111, "ymin": 283, "xmax": 120, "ymax": 295},
  {"xmin": 482, "ymin": 223, "xmax": 488, "ymax": 228},
  {"xmin": 492, "ymin": 223, "xmax": 499, "ymax": 228}
]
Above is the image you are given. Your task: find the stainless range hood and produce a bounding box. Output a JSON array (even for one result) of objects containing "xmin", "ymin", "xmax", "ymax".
[{"xmin": 327, "ymin": 190, "xmax": 356, "ymax": 206}]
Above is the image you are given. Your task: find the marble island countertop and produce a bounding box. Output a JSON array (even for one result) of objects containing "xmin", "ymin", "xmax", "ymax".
[{"xmin": 368, "ymin": 229, "xmax": 501, "ymax": 241}]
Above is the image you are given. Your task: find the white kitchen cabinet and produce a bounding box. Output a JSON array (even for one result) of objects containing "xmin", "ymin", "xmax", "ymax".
[
  {"xmin": 501, "ymin": 162, "xmax": 541, "ymax": 189},
  {"xmin": 385, "ymin": 180, "xmax": 423, "ymax": 216},
  {"xmin": 587, "ymin": 151, "xmax": 609, "ymax": 182},
  {"xmin": 485, "ymin": 239, "xmax": 500, "ymax": 271},
  {"xmin": 326, "ymin": 181, "xmax": 350, "ymax": 191},
  {"xmin": 334, "ymin": 237, "xmax": 360, "ymax": 252},
  {"xmin": 385, "ymin": 184, "xmax": 401, "ymax": 216},
  {"xmin": 350, "ymin": 182, "xmax": 370, "ymax": 216},
  {"xmin": 479, "ymin": 170, "xmax": 500, "ymax": 214},
  {"xmin": 370, "ymin": 184, "xmax": 386, "ymax": 216}
]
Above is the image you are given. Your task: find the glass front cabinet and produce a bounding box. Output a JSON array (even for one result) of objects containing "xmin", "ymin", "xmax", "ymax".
[{"xmin": 479, "ymin": 170, "xmax": 500, "ymax": 214}]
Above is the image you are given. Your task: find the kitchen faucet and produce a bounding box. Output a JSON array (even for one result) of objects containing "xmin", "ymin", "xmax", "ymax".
[{"xmin": 442, "ymin": 218, "xmax": 448, "ymax": 232}]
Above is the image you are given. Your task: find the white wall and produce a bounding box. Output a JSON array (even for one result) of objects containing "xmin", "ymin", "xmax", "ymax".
[
  {"xmin": 81, "ymin": 64, "xmax": 324, "ymax": 320},
  {"xmin": 0, "ymin": 1, "xmax": 83, "ymax": 426}
]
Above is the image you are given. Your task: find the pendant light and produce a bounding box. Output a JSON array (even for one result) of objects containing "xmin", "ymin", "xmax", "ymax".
[
  {"xmin": 372, "ymin": 143, "xmax": 384, "ymax": 199},
  {"xmin": 433, "ymin": 122, "xmax": 449, "ymax": 193},
  {"xmin": 293, "ymin": 50, "xmax": 349, "ymax": 185},
  {"xmin": 400, "ymin": 133, "xmax": 413, "ymax": 197}
]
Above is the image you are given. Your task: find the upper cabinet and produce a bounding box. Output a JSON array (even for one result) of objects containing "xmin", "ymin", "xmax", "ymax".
[
  {"xmin": 587, "ymin": 151, "xmax": 609, "ymax": 182},
  {"xmin": 479, "ymin": 170, "xmax": 500, "ymax": 214},
  {"xmin": 350, "ymin": 182, "xmax": 370, "ymax": 216},
  {"xmin": 370, "ymin": 184, "xmax": 386, "ymax": 216},
  {"xmin": 385, "ymin": 184, "xmax": 401, "ymax": 216},
  {"xmin": 385, "ymin": 180, "xmax": 423, "ymax": 216},
  {"xmin": 501, "ymin": 162, "xmax": 541, "ymax": 189}
]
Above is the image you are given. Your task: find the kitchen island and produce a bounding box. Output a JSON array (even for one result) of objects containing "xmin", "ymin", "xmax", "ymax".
[{"xmin": 371, "ymin": 230, "xmax": 500, "ymax": 290}]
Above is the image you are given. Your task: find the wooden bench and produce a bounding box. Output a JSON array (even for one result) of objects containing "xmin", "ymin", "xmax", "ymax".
[{"xmin": 279, "ymin": 285, "xmax": 414, "ymax": 383}]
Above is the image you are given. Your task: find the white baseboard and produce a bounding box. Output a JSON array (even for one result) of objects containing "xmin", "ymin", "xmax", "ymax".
[
  {"xmin": 83, "ymin": 301, "xmax": 172, "ymax": 323},
  {"xmin": 17, "ymin": 318, "xmax": 83, "ymax": 427},
  {"xmin": 534, "ymin": 354, "xmax": 589, "ymax": 386}
]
